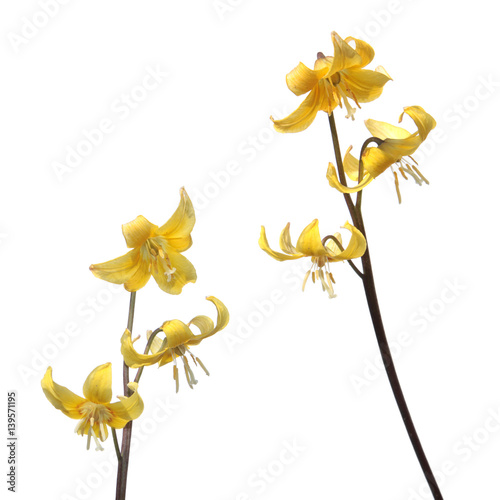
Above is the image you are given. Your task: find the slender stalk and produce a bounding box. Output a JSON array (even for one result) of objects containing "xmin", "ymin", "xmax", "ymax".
[
  {"xmin": 115, "ymin": 291, "xmax": 136, "ymax": 500},
  {"xmin": 111, "ymin": 428, "xmax": 122, "ymax": 463},
  {"xmin": 328, "ymin": 112, "xmax": 444, "ymax": 499}
]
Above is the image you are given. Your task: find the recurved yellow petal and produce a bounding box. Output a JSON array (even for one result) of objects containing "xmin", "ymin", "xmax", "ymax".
[
  {"xmin": 122, "ymin": 215, "xmax": 156, "ymax": 249},
  {"xmin": 272, "ymin": 85, "xmax": 328, "ymax": 133},
  {"xmin": 41, "ymin": 367, "xmax": 85, "ymax": 419},
  {"xmin": 327, "ymin": 162, "xmax": 374, "ymax": 193},
  {"xmin": 188, "ymin": 315, "xmax": 214, "ymax": 336},
  {"xmin": 189, "ymin": 296, "xmax": 230, "ymax": 345},
  {"xmin": 82, "ymin": 363, "xmax": 113, "ymax": 404},
  {"xmin": 327, "ymin": 32, "xmax": 363, "ymax": 76},
  {"xmin": 121, "ymin": 329, "xmax": 166, "ymax": 368},
  {"xmin": 90, "ymin": 248, "xmax": 142, "ymax": 286},
  {"xmin": 286, "ymin": 62, "xmax": 329, "ymax": 96},
  {"xmin": 345, "ymin": 36, "xmax": 375, "ymax": 68},
  {"xmin": 400, "ymin": 106, "xmax": 436, "ymax": 142},
  {"xmin": 107, "ymin": 382, "xmax": 144, "ymax": 429},
  {"xmin": 259, "ymin": 226, "xmax": 303, "ymax": 261},
  {"xmin": 151, "ymin": 250, "xmax": 197, "ymax": 295},
  {"xmin": 156, "ymin": 188, "xmax": 195, "ymax": 252},
  {"xmin": 279, "ymin": 223, "xmax": 298, "ymax": 254},
  {"xmin": 365, "ymin": 119, "xmax": 411, "ymax": 140},
  {"xmin": 342, "ymin": 68, "xmax": 392, "ymax": 103},
  {"xmin": 330, "ymin": 222, "xmax": 366, "ymax": 261},
  {"xmin": 296, "ymin": 220, "xmax": 329, "ymax": 256}
]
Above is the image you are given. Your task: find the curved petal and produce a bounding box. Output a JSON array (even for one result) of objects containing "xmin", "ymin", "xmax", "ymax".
[
  {"xmin": 90, "ymin": 248, "xmax": 142, "ymax": 286},
  {"xmin": 259, "ymin": 226, "xmax": 303, "ymax": 261},
  {"xmin": 343, "ymin": 146, "xmax": 361, "ymax": 181},
  {"xmin": 400, "ymin": 106, "xmax": 436, "ymax": 142},
  {"xmin": 122, "ymin": 216, "xmax": 156, "ymax": 249},
  {"xmin": 189, "ymin": 296, "xmax": 230, "ymax": 345},
  {"xmin": 272, "ymin": 85, "xmax": 329, "ymax": 133},
  {"xmin": 83, "ymin": 363, "xmax": 113, "ymax": 404},
  {"xmin": 296, "ymin": 220, "xmax": 329, "ymax": 257},
  {"xmin": 327, "ymin": 162, "xmax": 374, "ymax": 193},
  {"xmin": 41, "ymin": 367, "xmax": 86, "ymax": 419},
  {"xmin": 327, "ymin": 32, "xmax": 363, "ymax": 76},
  {"xmin": 146, "ymin": 330, "xmax": 164, "ymax": 354},
  {"xmin": 161, "ymin": 319, "xmax": 195, "ymax": 349},
  {"xmin": 151, "ymin": 250, "xmax": 197, "ymax": 295},
  {"xmin": 286, "ymin": 62, "xmax": 329, "ymax": 96},
  {"xmin": 156, "ymin": 188, "xmax": 196, "ymax": 252},
  {"xmin": 188, "ymin": 315, "xmax": 214, "ymax": 336},
  {"xmin": 362, "ymin": 146, "xmax": 400, "ymax": 177},
  {"xmin": 107, "ymin": 382, "xmax": 144, "ymax": 429},
  {"xmin": 329, "ymin": 222, "xmax": 366, "ymax": 261},
  {"xmin": 121, "ymin": 329, "xmax": 166, "ymax": 368},
  {"xmin": 365, "ymin": 118, "xmax": 411, "ymax": 140},
  {"xmin": 342, "ymin": 68, "xmax": 391, "ymax": 103},
  {"xmin": 345, "ymin": 36, "xmax": 375, "ymax": 68},
  {"xmin": 279, "ymin": 222, "xmax": 298, "ymax": 254}
]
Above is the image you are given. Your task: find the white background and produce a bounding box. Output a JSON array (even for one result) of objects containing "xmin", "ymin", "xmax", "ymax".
[{"xmin": 1, "ymin": 1, "xmax": 499, "ymax": 499}]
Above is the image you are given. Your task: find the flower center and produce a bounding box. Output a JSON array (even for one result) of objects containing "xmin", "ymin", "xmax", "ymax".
[
  {"xmin": 303, "ymin": 256, "xmax": 336, "ymax": 299},
  {"xmin": 74, "ymin": 402, "xmax": 112, "ymax": 451},
  {"xmin": 146, "ymin": 238, "xmax": 176, "ymax": 281}
]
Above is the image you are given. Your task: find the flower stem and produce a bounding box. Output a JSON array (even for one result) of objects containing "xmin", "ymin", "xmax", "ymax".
[
  {"xmin": 115, "ymin": 291, "xmax": 136, "ymax": 500},
  {"xmin": 357, "ymin": 214, "xmax": 444, "ymax": 500},
  {"xmin": 328, "ymin": 112, "xmax": 443, "ymax": 499}
]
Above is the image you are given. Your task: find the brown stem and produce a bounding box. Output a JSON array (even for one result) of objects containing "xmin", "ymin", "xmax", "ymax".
[{"xmin": 115, "ymin": 291, "xmax": 136, "ymax": 500}]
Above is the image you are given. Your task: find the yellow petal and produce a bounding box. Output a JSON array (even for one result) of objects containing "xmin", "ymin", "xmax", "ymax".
[
  {"xmin": 327, "ymin": 32, "xmax": 363, "ymax": 75},
  {"xmin": 188, "ymin": 315, "xmax": 215, "ymax": 336},
  {"xmin": 188, "ymin": 296, "xmax": 230, "ymax": 346},
  {"xmin": 343, "ymin": 146, "xmax": 361, "ymax": 181},
  {"xmin": 345, "ymin": 36, "xmax": 375, "ymax": 68},
  {"xmin": 296, "ymin": 220, "xmax": 329, "ymax": 257},
  {"xmin": 121, "ymin": 329, "xmax": 166, "ymax": 368},
  {"xmin": 400, "ymin": 106, "xmax": 436, "ymax": 142},
  {"xmin": 342, "ymin": 68, "xmax": 391, "ymax": 103},
  {"xmin": 122, "ymin": 215, "xmax": 156, "ymax": 249},
  {"xmin": 90, "ymin": 248, "xmax": 142, "ymax": 286},
  {"xmin": 156, "ymin": 188, "xmax": 195, "ymax": 252},
  {"xmin": 82, "ymin": 363, "xmax": 113, "ymax": 404},
  {"xmin": 147, "ymin": 330, "xmax": 164, "ymax": 354},
  {"xmin": 41, "ymin": 367, "xmax": 86, "ymax": 419},
  {"xmin": 365, "ymin": 119, "xmax": 411, "ymax": 140},
  {"xmin": 330, "ymin": 222, "xmax": 366, "ymax": 261},
  {"xmin": 161, "ymin": 319, "xmax": 195, "ymax": 349},
  {"xmin": 151, "ymin": 250, "xmax": 197, "ymax": 295},
  {"xmin": 326, "ymin": 162, "xmax": 374, "ymax": 193},
  {"xmin": 123, "ymin": 247, "xmax": 151, "ymax": 292},
  {"xmin": 279, "ymin": 222, "xmax": 298, "ymax": 254},
  {"xmin": 286, "ymin": 62, "xmax": 329, "ymax": 96},
  {"xmin": 107, "ymin": 382, "xmax": 144, "ymax": 429},
  {"xmin": 259, "ymin": 226, "xmax": 303, "ymax": 261},
  {"xmin": 272, "ymin": 85, "xmax": 328, "ymax": 133}
]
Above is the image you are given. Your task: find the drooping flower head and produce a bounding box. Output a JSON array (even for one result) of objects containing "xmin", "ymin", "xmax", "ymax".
[
  {"xmin": 41, "ymin": 363, "xmax": 144, "ymax": 451},
  {"xmin": 121, "ymin": 297, "xmax": 229, "ymax": 392},
  {"xmin": 272, "ymin": 32, "xmax": 391, "ymax": 132},
  {"xmin": 258, "ymin": 219, "xmax": 366, "ymax": 298},
  {"xmin": 90, "ymin": 187, "xmax": 196, "ymax": 294},
  {"xmin": 327, "ymin": 106, "xmax": 436, "ymax": 202}
]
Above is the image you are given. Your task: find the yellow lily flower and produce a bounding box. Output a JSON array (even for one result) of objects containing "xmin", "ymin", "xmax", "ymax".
[
  {"xmin": 327, "ymin": 106, "xmax": 436, "ymax": 202},
  {"xmin": 41, "ymin": 363, "xmax": 144, "ymax": 451},
  {"xmin": 272, "ymin": 32, "xmax": 391, "ymax": 132},
  {"xmin": 258, "ymin": 220, "xmax": 366, "ymax": 298},
  {"xmin": 90, "ymin": 187, "xmax": 196, "ymax": 294},
  {"xmin": 121, "ymin": 297, "xmax": 229, "ymax": 392}
]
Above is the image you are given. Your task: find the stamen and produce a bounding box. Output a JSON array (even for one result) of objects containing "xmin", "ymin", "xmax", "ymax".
[
  {"xmin": 411, "ymin": 165, "xmax": 429, "ymax": 185},
  {"xmin": 86, "ymin": 430, "xmax": 92, "ymax": 450},
  {"xmin": 409, "ymin": 155, "xmax": 419, "ymax": 165},
  {"xmin": 398, "ymin": 166, "xmax": 409, "ymax": 180},
  {"xmin": 173, "ymin": 365, "xmax": 179, "ymax": 393},
  {"xmin": 302, "ymin": 269, "xmax": 311, "ymax": 292},
  {"xmin": 393, "ymin": 171, "xmax": 402, "ymax": 204},
  {"xmin": 196, "ymin": 357, "xmax": 210, "ymax": 376}
]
